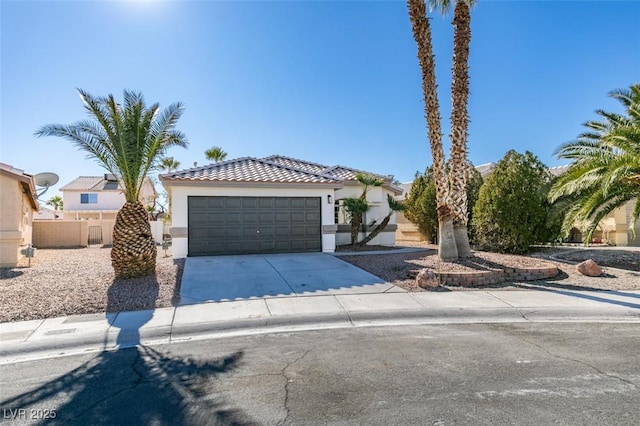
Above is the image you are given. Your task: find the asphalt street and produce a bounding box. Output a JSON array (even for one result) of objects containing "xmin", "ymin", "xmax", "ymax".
[{"xmin": 1, "ymin": 322, "xmax": 639, "ymax": 425}]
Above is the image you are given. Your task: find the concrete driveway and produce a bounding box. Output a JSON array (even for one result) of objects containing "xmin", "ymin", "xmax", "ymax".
[{"xmin": 179, "ymin": 253, "xmax": 404, "ymax": 304}]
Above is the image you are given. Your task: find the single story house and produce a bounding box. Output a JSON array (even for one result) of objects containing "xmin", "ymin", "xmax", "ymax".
[
  {"xmin": 60, "ymin": 174, "xmax": 156, "ymax": 220},
  {"xmin": 0, "ymin": 163, "xmax": 39, "ymax": 267},
  {"xmin": 160, "ymin": 155, "xmax": 402, "ymax": 258}
]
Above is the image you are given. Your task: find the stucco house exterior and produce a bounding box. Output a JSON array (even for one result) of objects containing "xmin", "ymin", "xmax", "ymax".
[
  {"xmin": 60, "ymin": 174, "xmax": 156, "ymax": 220},
  {"xmin": 0, "ymin": 163, "xmax": 39, "ymax": 267},
  {"xmin": 160, "ymin": 155, "xmax": 402, "ymax": 258}
]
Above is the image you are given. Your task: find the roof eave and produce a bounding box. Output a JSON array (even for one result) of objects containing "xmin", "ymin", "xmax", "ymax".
[{"xmin": 161, "ymin": 179, "xmax": 344, "ymax": 190}]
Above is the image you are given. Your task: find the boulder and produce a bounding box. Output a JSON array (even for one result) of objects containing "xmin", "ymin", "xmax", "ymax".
[
  {"xmin": 576, "ymin": 259, "xmax": 603, "ymax": 277},
  {"xmin": 416, "ymin": 269, "xmax": 440, "ymax": 289}
]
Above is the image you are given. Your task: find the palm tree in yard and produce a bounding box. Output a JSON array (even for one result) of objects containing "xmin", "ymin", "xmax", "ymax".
[
  {"xmin": 549, "ymin": 83, "xmax": 640, "ymax": 243},
  {"xmin": 46, "ymin": 195, "xmax": 64, "ymax": 211},
  {"xmin": 342, "ymin": 173, "xmax": 383, "ymax": 245},
  {"xmin": 447, "ymin": 0, "xmax": 475, "ymax": 257},
  {"xmin": 407, "ymin": 0, "xmax": 458, "ymax": 260},
  {"xmin": 205, "ymin": 146, "xmax": 227, "ymax": 163},
  {"xmin": 159, "ymin": 156, "xmax": 181, "ymax": 173},
  {"xmin": 36, "ymin": 89, "xmax": 187, "ymax": 278},
  {"xmin": 358, "ymin": 195, "xmax": 407, "ymax": 246}
]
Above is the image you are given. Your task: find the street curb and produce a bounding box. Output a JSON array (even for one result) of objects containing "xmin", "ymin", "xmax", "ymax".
[{"xmin": 2, "ymin": 306, "xmax": 639, "ymax": 365}]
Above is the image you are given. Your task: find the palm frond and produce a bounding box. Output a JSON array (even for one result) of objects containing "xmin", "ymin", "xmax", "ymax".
[{"xmin": 36, "ymin": 89, "xmax": 188, "ymax": 202}]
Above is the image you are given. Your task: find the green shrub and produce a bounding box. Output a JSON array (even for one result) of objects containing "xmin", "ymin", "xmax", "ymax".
[{"xmin": 471, "ymin": 150, "xmax": 554, "ymax": 253}]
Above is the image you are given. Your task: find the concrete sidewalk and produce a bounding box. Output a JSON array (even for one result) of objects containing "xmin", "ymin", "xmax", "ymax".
[{"xmin": 2, "ymin": 288, "xmax": 640, "ymax": 365}]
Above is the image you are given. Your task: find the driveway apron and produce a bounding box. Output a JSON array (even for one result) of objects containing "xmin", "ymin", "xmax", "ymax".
[{"xmin": 179, "ymin": 253, "xmax": 401, "ymax": 304}]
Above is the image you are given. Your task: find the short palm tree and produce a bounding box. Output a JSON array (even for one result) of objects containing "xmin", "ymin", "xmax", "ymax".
[
  {"xmin": 46, "ymin": 195, "xmax": 64, "ymax": 211},
  {"xmin": 36, "ymin": 89, "xmax": 187, "ymax": 278},
  {"xmin": 342, "ymin": 173, "xmax": 384, "ymax": 245},
  {"xmin": 159, "ymin": 156, "xmax": 181, "ymax": 173},
  {"xmin": 549, "ymin": 83, "xmax": 640, "ymax": 243},
  {"xmin": 205, "ymin": 146, "xmax": 227, "ymax": 163},
  {"xmin": 358, "ymin": 195, "xmax": 406, "ymax": 246}
]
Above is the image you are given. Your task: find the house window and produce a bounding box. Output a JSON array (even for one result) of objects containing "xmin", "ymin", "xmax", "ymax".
[{"xmin": 80, "ymin": 193, "xmax": 98, "ymax": 204}]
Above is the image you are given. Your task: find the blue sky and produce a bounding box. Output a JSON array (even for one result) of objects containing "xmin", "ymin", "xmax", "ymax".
[{"xmin": 1, "ymin": 0, "xmax": 638, "ymax": 199}]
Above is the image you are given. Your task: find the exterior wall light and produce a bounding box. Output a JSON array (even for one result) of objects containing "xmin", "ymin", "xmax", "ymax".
[{"xmin": 327, "ymin": 194, "xmax": 333, "ymax": 204}]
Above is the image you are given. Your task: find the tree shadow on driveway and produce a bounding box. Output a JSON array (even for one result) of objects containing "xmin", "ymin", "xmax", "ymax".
[{"xmin": 0, "ymin": 274, "xmax": 256, "ymax": 425}]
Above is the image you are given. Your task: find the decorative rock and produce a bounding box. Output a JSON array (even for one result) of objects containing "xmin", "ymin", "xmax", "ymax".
[
  {"xmin": 416, "ymin": 269, "xmax": 440, "ymax": 289},
  {"xmin": 576, "ymin": 259, "xmax": 603, "ymax": 277}
]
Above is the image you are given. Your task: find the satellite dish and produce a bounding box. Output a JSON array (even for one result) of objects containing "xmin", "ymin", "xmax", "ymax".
[{"xmin": 34, "ymin": 172, "xmax": 59, "ymax": 199}]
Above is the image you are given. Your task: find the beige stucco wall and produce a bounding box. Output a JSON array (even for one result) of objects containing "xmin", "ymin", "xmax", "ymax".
[
  {"xmin": 32, "ymin": 219, "xmax": 117, "ymax": 248},
  {"xmin": 0, "ymin": 174, "xmax": 35, "ymax": 267},
  {"xmin": 334, "ymin": 184, "xmax": 399, "ymax": 228}
]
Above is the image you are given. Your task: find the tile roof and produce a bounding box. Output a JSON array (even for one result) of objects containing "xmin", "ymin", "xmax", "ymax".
[
  {"xmin": 262, "ymin": 155, "xmax": 330, "ymax": 175},
  {"xmin": 475, "ymin": 162, "xmax": 497, "ymax": 178},
  {"xmin": 549, "ymin": 165, "xmax": 571, "ymax": 176},
  {"xmin": 59, "ymin": 176, "xmax": 123, "ymax": 191},
  {"xmin": 160, "ymin": 155, "xmax": 401, "ymax": 194},
  {"xmin": 263, "ymin": 155, "xmax": 392, "ymax": 182},
  {"xmin": 160, "ymin": 157, "xmax": 343, "ymax": 184}
]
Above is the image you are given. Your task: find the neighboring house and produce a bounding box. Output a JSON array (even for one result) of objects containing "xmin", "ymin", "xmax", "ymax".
[
  {"xmin": 60, "ymin": 174, "xmax": 156, "ymax": 220},
  {"xmin": 396, "ymin": 163, "xmax": 639, "ymax": 246},
  {"xmin": 0, "ymin": 163, "xmax": 39, "ymax": 267},
  {"xmin": 160, "ymin": 155, "xmax": 402, "ymax": 258},
  {"xmin": 34, "ymin": 205, "xmax": 59, "ymax": 220},
  {"xmin": 548, "ymin": 165, "xmax": 640, "ymax": 246}
]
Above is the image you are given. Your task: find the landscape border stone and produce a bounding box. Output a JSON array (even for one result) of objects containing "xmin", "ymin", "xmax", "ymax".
[{"xmin": 413, "ymin": 264, "xmax": 559, "ymax": 287}]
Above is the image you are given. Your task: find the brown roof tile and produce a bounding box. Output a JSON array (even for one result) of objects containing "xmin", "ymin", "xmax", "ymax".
[{"xmin": 160, "ymin": 157, "xmax": 343, "ymax": 184}]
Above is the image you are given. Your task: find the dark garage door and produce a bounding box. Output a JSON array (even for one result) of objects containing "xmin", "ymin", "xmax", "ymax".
[{"xmin": 188, "ymin": 196, "xmax": 322, "ymax": 256}]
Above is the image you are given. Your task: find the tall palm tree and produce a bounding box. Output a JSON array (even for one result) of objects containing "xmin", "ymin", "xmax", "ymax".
[
  {"xmin": 407, "ymin": 0, "xmax": 458, "ymax": 260},
  {"xmin": 159, "ymin": 156, "xmax": 181, "ymax": 173},
  {"xmin": 549, "ymin": 84, "xmax": 640, "ymax": 243},
  {"xmin": 205, "ymin": 146, "xmax": 227, "ymax": 163},
  {"xmin": 447, "ymin": 0, "xmax": 475, "ymax": 257},
  {"xmin": 46, "ymin": 195, "xmax": 64, "ymax": 211},
  {"xmin": 36, "ymin": 89, "xmax": 187, "ymax": 278}
]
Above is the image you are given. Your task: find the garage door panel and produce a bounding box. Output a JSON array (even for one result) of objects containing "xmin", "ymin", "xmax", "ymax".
[
  {"xmin": 242, "ymin": 198, "xmax": 258, "ymax": 208},
  {"xmin": 305, "ymin": 198, "xmax": 320, "ymax": 208},
  {"xmin": 290, "ymin": 212, "xmax": 305, "ymax": 223},
  {"xmin": 224, "ymin": 198, "xmax": 242, "ymax": 208},
  {"xmin": 290, "ymin": 199, "xmax": 306, "ymax": 208},
  {"xmin": 243, "ymin": 212, "xmax": 259, "ymax": 224},
  {"xmin": 275, "ymin": 212, "xmax": 290, "ymax": 223},
  {"xmin": 259, "ymin": 212, "xmax": 274, "ymax": 223},
  {"xmin": 306, "ymin": 212, "xmax": 320, "ymax": 222},
  {"xmin": 274, "ymin": 198, "xmax": 290, "ymax": 208},
  {"xmin": 188, "ymin": 196, "xmax": 321, "ymax": 256}
]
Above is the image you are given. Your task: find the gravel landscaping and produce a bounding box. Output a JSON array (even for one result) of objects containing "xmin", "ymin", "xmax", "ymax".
[
  {"xmin": 1, "ymin": 244, "xmax": 638, "ymax": 323},
  {"xmin": 339, "ymin": 244, "xmax": 640, "ymax": 292},
  {"xmin": 0, "ymin": 248, "xmax": 183, "ymax": 323}
]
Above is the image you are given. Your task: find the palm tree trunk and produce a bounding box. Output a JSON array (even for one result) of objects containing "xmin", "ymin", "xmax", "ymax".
[
  {"xmin": 439, "ymin": 216, "xmax": 458, "ymax": 261},
  {"xmin": 358, "ymin": 215, "xmax": 391, "ymax": 247},
  {"xmin": 350, "ymin": 214, "xmax": 362, "ymax": 245},
  {"xmin": 449, "ymin": 1, "xmax": 472, "ymax": 257},
  {"xmin": 408, "ymin": 0, "xmax": 458, "ymax": 261},
  {"xmin": 111, "ymin": 201, "xmax": 157, "ymax": 279}
]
